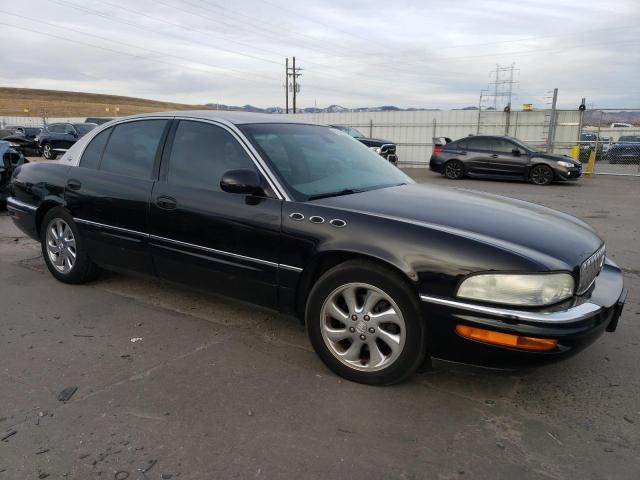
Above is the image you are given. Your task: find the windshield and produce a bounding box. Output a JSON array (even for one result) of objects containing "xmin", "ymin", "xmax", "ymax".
[
  {"xmin": 73, "ymin": 123, "xmax": 97, "ymax": 135},
  {"xmin": 239, "ymin": 123, "xmax": 410, "ymax": 201},
  {"xmin": 331, "ymin": 125, "xmax": 365, "ymax": 138}
]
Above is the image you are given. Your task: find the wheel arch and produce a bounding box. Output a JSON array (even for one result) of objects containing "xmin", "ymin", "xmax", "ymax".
[
  {"xmin": 294, "ymin": 249, "xmax": 420, "ymax": 322},
  {"xmin": 35, "ymin": 197, "xmax": 67, "ymax": 236}
]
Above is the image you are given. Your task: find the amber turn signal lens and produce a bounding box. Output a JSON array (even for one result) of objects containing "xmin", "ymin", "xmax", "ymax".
[{"xmin": 455, "ymin": 325, "xmax": 558, "ymax": 352}]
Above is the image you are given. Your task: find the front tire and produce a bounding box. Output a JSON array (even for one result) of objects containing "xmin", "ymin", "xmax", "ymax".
[
  {"xmin": 42, "ymin": 143, "xmax": 57, "ymax": 160},
  {"xmin": 306, "ymin": 260, "xmax": 427, "ymax": 385},
  {"xmin": 41, "ymin": 208, "xmax": 98, "ymax": 284},
  {"xmin": 529, "ymin": 164, "xmax": 554, "ymax": 185},
  {"xmin": 444, "ymin": 159, "xmax": 465, "ymax": 180}
]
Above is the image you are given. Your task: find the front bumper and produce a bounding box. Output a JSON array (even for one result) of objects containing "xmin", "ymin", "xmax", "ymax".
[
  {"xmin": 421, "ymin": 258, "xmax": 626, "ymax": 367},
  {"xmin": 555, "ymin": 165, "xmax": 582, "ymax": 181}
]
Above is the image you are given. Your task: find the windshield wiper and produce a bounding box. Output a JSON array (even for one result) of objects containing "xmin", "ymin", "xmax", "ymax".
[{"xmin": 307, "ymin": 189, "xmax": 362, "ymax": 201}]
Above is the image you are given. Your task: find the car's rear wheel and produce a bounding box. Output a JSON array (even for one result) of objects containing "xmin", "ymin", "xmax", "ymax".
[
  {"xmin": 306, "ymin": 260, "xmax": 427, "ymax": 385},
  {"xmin": 41, "ymin": 208, "xmax": 98, "ymax": 284},
  {"xmin": 529, "ymin": 164, "xmax": 554, "ymax": 185},
  {"xmin": 42, "ymin": 143, "xmax": 57, "ymax": 160},
  {"xmin": 444, "ymin": 159, "xmax": 464, "ymax": 180}
]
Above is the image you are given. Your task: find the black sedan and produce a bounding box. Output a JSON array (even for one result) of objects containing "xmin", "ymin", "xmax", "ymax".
[
  {"xmin": 0, "ymin": 141, "xmax": 28, "ymax": 206},
  {"xmin": 430, "ymin": 135, "xmax": 582, "ymax": 185},
  {"xmin": 607, "ymin": 135, "xmax": 640, "ymax": 164},
  {"xmin": 7, "ymin": 112, "xmax": 626, "ymax": 384},
  {"xmin": 37, "ymin": 122, "xmax": 97, "ymax": 159}
]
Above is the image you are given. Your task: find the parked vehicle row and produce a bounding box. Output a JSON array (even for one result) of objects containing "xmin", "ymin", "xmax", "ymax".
[
  {"xmin": 7, "ymin": 112, "xmax": 626, "ymax": 384},
  {"xmin": 329, "ymin": 124, "xmax": 398, "ymax": 164},
  {"xmin": 0, "ymin": 122, "xmax": 98, "ymax": 159}
]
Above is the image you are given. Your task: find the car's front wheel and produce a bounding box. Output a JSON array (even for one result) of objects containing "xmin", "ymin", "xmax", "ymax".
[
  {"xmin": 306, "ymin": 260, "xmax": 427, "ymax": 385},
  {"xmin": 529, "ymin": 164, "xmax": 554, "ymax": 185},
  {"xmin": 42, "ymin": 143, "xmax": 57, "ymax": 160},
  {"xmin": 41, "ymin": 208, "xmax": 98, "ymax": 284}
]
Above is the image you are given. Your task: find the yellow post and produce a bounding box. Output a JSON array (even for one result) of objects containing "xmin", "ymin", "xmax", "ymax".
[
  {"xmin": 584, "ymin": 150, "xmax": 596, "ymax": 175},
  {"xmin": 571, "ymin": 144, "xmax": 580, "ymax": 160}
]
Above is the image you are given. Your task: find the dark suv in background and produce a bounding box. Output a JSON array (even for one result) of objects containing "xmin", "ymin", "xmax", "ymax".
[
  {"xmin": 329, "ymin": 125, "xmax": 398, "ymax": 164},
  {"xmin": 430, "ymin": 135, "xmax": 582, "ymax": 185},
  {"xmin": 37, "ymin": 122, "xmax": 97, "ymax": 159}
]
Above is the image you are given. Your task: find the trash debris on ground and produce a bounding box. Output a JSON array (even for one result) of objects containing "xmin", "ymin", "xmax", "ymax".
[
  {"xmin": 141, "ymin": 459, "xmax": 157, "ymax": 474},
  {"xmin": 130, "ymin": 338, "xmax": 143, "ymax": 343},
  {"xmin": 57, "ymin": 386, "xmax": 78, "ymax": 402},
  {"xmin": 1, "ymin": 430, "xmax": 16, "ymax": 442}
]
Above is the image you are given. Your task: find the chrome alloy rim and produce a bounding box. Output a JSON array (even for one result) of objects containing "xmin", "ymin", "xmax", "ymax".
[
  {"xmin": 320, "ymin": 283, "xmax": 406, "ymax": 372},
  {"xmin": 46, "ymin": 219, "xmax": 76, "ymax": 274},
  {"xmin": 531, "ymin": 165, "xmax": 552, "ymax": 184}
]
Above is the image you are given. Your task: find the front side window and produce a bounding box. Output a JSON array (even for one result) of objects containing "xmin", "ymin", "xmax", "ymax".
[
  {"xmin": 80, "ymin": 128, "xmax": 111, "ymax": 169},
  {"xmin": 239, "ymin": 123, "xmax": 410, "ymax": 200},
  {"xmin": 167, "ymin": 121, "xmax": 255, "ymax": 191},
  {"xmin": 100, "ymin": 120, "xmax": 167, "ymax": 179},
  {"xmin": 74, "ymin": 123, "xmax": 97, "ymax": 135},
  {"xmin": 492, "ymin": 139, "xmax": 517, "ymax": 153},
  {"xmin": 47, "ymin": 124, "xmax": 65, "ymax": 133}
]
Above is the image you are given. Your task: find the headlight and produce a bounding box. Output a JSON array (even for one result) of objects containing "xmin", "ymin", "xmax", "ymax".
[
  {"xmin": 369, "ymin": 146, "xmax": 381, "ymax": 154},
  {"xmin": 457, "ymin": 273, "xmax": 574, "ymax": 306},
  {"xmin": 557, "ymin": 161, "xmax": 574, "ymax": 168}
]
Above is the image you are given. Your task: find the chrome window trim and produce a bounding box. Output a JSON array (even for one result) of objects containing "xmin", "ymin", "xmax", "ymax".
[
  {"xmin": 420, "ymin": 294, "xmax": 602, "ymax": 324},
  {"xmin": 73, "ymin": 218, "xmax": 302, "ymax": 273},
  {"xmin": 7, "ymin": 197, "xmax": 38, "ymax": 212}
]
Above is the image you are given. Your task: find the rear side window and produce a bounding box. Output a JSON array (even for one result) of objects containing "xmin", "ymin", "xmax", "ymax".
[
  {"xmin": 465, "ymin": 137, "xmax": 494, "ymax": 150},
  {"xmin": 80, "ymin": 128, "xmax": 111, "ymax": 169},
  {"xmin": 100, "ymin": 120, "xmax": 167, "ymax": 179},
  {"xmin": 167, "ymin": 121, "xmax": 255, "ymax": 191}
]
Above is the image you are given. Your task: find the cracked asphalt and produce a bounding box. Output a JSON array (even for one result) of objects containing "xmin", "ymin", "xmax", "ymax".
[{"xmin": 0, "ymin": 172, "xmax": 638, "ymax": 480}]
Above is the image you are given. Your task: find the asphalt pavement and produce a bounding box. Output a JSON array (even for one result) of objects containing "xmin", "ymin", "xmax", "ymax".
[{"xmin": 1, "ymin": 171, "xmax": 638, "ymax": 480}]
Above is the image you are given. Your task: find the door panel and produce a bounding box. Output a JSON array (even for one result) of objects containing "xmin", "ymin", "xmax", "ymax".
[
  {"xmin": 149, "ymin": 120, "xmax": 281, "ymax": 308},
  {"xmin": 65, "ymin": 119, "xmax": 170, "ymax": 275}
]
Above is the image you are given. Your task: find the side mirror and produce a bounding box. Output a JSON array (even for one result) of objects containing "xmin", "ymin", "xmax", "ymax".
[
  {"xmin": 220, "ymin": 169, "xmax": 262, "ymax": 194},
  {"xmin": 512, "ymin": 148, "xmax": 521, "ymax": 156}
]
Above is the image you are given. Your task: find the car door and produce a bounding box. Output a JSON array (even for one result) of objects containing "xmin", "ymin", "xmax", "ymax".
[
  {"xmin": 65, "ymin": 118, "xmax": 170, "ymax": 275},
  {"xmin": 46, "ymin": 124, "xmax": 67, "ymax": 152},
  {"xmin": 149, "ymin": 119, "xmax": 282, "ymax": 309},
  {"xmin": 59, "ymin": 124, "xmax": 79, "ymax": 150},
  {"xmin": 489, "ymin": 138, "xmax": 528, "ymax": 176},
  {"xmin": 463, "ymin": 137, "xmax": 496, "ymax": 174}
]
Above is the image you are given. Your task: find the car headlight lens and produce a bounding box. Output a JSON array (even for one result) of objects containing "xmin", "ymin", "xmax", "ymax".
[
  {"xmin": 457, "ymin": 273, "xmax": 574, "ymax": 306},
  {"xmin": 557, "ymin": 161, "xmax": 574, "ymax": 168},
  {"xmin": 369, "ymin": 146, "xmax": 381, "ymax": 154}
]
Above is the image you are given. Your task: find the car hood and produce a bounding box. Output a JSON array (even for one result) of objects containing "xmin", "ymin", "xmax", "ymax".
[
  {"xmin": 531, "ymin": 152, "xmax": 581, "ymax": 166},
  {"xmin": 313, "ymin": 183, "xmax": 602, "ymax": 270},
  {"xmin": 357, "ymin": 138, "xmax": 395, "ymax": 147}
]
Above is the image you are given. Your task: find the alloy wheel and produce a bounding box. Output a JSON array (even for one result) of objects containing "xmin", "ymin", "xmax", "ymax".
[
  {"xmin": 445, "ymin": 161, "xmax": 463, "ymax": 179},
  {"xmin": 530, "ymin": 165, "xmax": 553, "ymax": 185},
  {"xmin": 46, "ymin": 218, "xmax": 77, "ymax": 274},
  {"xmin": 320, "ymin": 283, "xmax": 406, "ymax": 372}
]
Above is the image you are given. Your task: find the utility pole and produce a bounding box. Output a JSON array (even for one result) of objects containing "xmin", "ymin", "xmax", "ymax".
[
  {"xmin": 285, "ymin": 57, "xmax": 303, "ymax": 114},
  {"xmin": 546, "ymin": 88, "xmax": 559, "ymax": 152},
  {"xmin": 285, "ymin": 57, "xmax": 289, "ymax": 114}
]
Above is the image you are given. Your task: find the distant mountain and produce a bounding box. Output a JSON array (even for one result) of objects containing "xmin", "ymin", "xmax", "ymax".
[
  {"xmin": 205, "ymin": 102, "xmax": 441, "ymax": 114},
  {"xmin": 583, "ymin": 110, "xmax": 640, "ymax": 127}
]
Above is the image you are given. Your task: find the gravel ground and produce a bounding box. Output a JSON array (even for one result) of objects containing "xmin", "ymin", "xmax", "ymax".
[{"xmin": 0, "ymin": 170, "xmax": 638, "ymax": 480}]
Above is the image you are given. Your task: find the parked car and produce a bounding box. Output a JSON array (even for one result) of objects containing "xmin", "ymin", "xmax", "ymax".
[
  {"xmin": 0, "ymin": 141, "xmax": 28, "ymax": 207},
  {"xmin": 430, "ymin": 135, "xmax": 582, "ymax": 185},
  {"xmin": 329, "ymin": 124, "xmax": 398, "ymax": 164},
  {"xmin": 85, "ymin": 117, "xmax": 114, "ymax": 125},
  {"xmin": 607, "ymin": 135, "xmax": 640, "ymax": 164},
  {"xmin": 1, "ymin": 127, "xmax": 43, "ymax": 156},
  {"xmin": 7, "ymin": 112, "xmax": 626, "ymax": 384},
  {"xmin": 37, "ymin": 122, "xmax": 97, "ymax": 159},
  {"xmin": 579, "ymin": 132, "xmax": 605, "ymax": 162}
]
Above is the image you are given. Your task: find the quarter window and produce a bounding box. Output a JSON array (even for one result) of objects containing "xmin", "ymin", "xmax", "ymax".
[
  {"xmin": 100, "ymin": 120, "xmax": 167, "ymax": 179},
  {"xmin": 80, "ymin": 128, "xmax": 111, "ymax": 169},
  {"xmin": 167, "ymin": 121, "xmax": 256, "ymax": 191}
]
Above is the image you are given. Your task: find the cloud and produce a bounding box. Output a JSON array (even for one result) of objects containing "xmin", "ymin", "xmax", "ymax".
[{"xmin": 0, "ymin": 0, "xmax": 638, "ymax": 109}]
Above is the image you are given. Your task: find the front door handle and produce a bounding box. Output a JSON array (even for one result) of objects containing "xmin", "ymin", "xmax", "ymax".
[
  {"xmin": 155, "ymin": 195, "xmax": 177, "ymax": 211},
  {"xmin": 67, "ymin": 179, "xmax": 82, "ymax": 190},
  {"xmin": 491, "ymin": 154, "xmax": 499, "ymax": 158}
]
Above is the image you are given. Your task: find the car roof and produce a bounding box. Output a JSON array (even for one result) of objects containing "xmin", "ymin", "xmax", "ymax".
[{"xmin": 119, "ymin": 110, "xmax": 321, "ymax": 126}]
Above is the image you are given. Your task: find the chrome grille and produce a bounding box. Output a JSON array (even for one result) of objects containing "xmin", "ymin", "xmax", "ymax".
[{"xmin": 577, "ymin": 245, "xmax": 605, "ymax": 294}]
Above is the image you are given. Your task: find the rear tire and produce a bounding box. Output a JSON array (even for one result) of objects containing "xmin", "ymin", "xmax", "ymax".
[
  {"xmin": 42, "ymin": 143, "xmax": 57, "ymax": 160},
  {"xmin": 41, "ymin": 207, "xmax": 98, "ymax": 284},
  {"xmin": 444, "ymin": 159, "xmax": 464, "ymax": 180},
  {"xmin": 529, "ymin": 164, "xmax": 554, "ymax": 185},
  {"xmin": 305, "ymin": 260, "xmax": 427, "ymax": 385}
]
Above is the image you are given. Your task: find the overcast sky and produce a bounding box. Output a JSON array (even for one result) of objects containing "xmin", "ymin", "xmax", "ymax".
[{"xmin": 1, "ymin": 0, "xmax": 638, "ymax": 109}]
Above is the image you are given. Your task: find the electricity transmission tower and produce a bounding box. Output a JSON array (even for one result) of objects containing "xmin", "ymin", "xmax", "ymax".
[
  {"xmin": 477, "ymin": 63, "xmax": 519, "ymax": 134},
  {"xmin": 284, "ymin": 57, "xmax": 303, "ymax": 114}
]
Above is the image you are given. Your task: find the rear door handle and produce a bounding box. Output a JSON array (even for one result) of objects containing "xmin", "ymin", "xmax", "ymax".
[
  {"xmin": 155, "ymin": 195, "xmax": 177, "ymax": 211},
  {"xmin": 459, "ymin": 151, "xmax": 467, "ymax": 156},
  {"xmin": 67, "ymin": 179, "xmax": 82, "ymax": 190}
]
